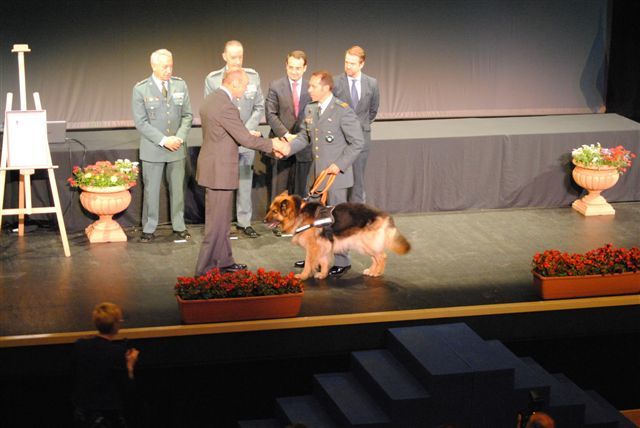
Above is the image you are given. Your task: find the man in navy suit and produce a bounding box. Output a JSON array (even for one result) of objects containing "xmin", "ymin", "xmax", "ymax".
[
  {"xmin": 265, "ymin": 50, "xmax": 312, "ymax": 203},
  {"xmin": 333, "ymin": 46, "xmax": 379, "ymax": 204}
]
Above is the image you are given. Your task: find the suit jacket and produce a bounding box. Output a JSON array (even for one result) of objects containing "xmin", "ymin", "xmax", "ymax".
[
  {"xmin": 204, "ymin": 67, "xmax": 264, "ymax": 131},
  {"xmin": 197, "ymin": 89, "xmax": 273, "ymax": 190},
  {"xmin": 265, "ymin": 76, "xmax": 312, "ymax": 161},
  {"xmin": 289, "ymin": 97, "xmax": 364, "ymax": 190},
  {"xmin": 333, "ymin": 72, "xmax": 379, "ymax": 148},
  {"xmin": 132, "ymin": 75, "xmax": 193, "ymax": 162}
]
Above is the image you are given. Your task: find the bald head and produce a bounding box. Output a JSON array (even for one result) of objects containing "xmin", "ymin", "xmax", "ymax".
[
  {"xmin": 223, "ymin": 40, "xmax": 244, "ymax": 68},
  {"xmin": 223, "ymin": 67, "xmax": 249, "ymax": 98}
]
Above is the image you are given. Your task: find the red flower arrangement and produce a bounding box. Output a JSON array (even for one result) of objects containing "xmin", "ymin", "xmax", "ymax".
[
  {"xmin": 532, "ymin": 244, "xmax": 640, "ymax": 277},
  {"xmin": 175, "ymin": 268, "xmax": 303, "ymax": 300}
]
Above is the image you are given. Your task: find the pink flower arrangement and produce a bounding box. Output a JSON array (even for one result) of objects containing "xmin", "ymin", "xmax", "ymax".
[
  {"xmin": 532, "ymin": 244, "xmax": 640, "ymax": 277},
  {"xmin": 67, "ymin": 159, "xmax": 139, "ymax": 188},
  {"xmin": 175, "ymin": 268, "xmax": 303, "ymax": 300}
]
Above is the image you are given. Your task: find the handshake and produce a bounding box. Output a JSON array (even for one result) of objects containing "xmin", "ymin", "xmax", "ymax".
[{"xmin": 271, "ymin": 133, "xmax": 296, "ymax": 159}]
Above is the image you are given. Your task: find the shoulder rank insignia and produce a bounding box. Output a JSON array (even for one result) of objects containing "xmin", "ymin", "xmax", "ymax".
[{"xmin": 339, "ymin": 101, "xmax": 349, "ymax": 108}]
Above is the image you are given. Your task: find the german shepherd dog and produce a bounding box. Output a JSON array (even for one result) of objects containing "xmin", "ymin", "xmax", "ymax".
[{"xmin": 264, "ymin": 191, "xmax": 411, "ymax": 280}]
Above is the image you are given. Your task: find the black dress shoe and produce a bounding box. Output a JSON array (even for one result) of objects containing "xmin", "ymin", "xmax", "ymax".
[
  {"xmin": 220, "ymin": 263, "xmax": 248, "ymax": 273},
  {"xmin": 139, "ymin": 232, "xmax": 155, "ymax": 243},
  {"xmin": 237, "ymin": 226, "xmax": 259, "ymax": 238},
  {"xmin": 329, "ymin": 265, "xmax": 351, "ymax": 276},
  {"xmin": 294, "ymin": 260, "xmax": 305, "ymax": 268},
  {"xmin": 173, "ymin": 230, "xmax": 191, "ymax": 240}
]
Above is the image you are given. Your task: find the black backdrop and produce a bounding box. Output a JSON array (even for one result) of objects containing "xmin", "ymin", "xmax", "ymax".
[{"xmin": 1, "ymin": 0, "xmax": 609, "ymax": 129}]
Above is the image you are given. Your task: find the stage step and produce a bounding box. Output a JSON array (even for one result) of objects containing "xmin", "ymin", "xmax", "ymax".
[
  {"xmin": 553, "ymin": 374, "xmax": 621, "ymax": 428},
  {"xmin": 484, "ymin": 340, "xmax": 551, "ymax": 410},
  {"xmin": 521, "ymin": 357, "xmax": 586, "ymax": 426},
  {"xmin": 275, "ymin": 395, "xmax": 337, "ymax": 427},
  {"xmin": 587, "ymin": 391, "xmax": 638, "ymax": 428},
  {"xmin": 237, "ymin": 418, "xmax": 282, "ymax": 428},
  {"xmin": 387, "ymin": 322, "xmax": 519, "ymax": 426},
  {"xmin": 351, "ymin": 349, "xmax": 431, "ymax": 426},
  {"xmin": 313, "ymin": 372, "xmax": 391, "ymax": 427}
]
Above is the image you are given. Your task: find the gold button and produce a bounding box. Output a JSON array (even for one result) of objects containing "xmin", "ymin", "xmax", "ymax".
[
  {"xmin": 315, "ymin": 155, "xmax": 319, "ymax": 159},
  {"xmin": 166, "ymin": 129, "xmax": 170, "ymax": 133},
  {"xmin": 315, "ymin": 138, "xmax": 318, "ymax": 141},
  {"xmin": 315, "ymin": 146, "xmax": 319, "ymax": 150}
]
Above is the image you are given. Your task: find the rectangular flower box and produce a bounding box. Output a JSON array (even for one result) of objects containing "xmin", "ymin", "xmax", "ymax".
[
  {"xmin": 532, "ymin": 271, "xmax": 640, "ymax": 300},
  {"xmin": 176, "ymin": 292, "xmax": 304, "ymax": 324}
]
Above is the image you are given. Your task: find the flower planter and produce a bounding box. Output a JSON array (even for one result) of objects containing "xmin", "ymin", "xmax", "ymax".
[
  {"xmin": 79, "ymin": 185, "xmax": 132, "ymax": 243},
  {"xmin": 176, "ymin": 292, "xmax": 304, "ymax": 324},
  {"xmin": 571, "ymin": 161, "xmax": 619, "ymax": 216},
  {"xmin": 532, "ymin": 270, "xmax": 640, "ymax": 300}
]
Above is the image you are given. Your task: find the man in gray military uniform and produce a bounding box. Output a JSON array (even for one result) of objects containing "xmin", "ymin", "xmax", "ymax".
[
  {"xmin": 204, "ymin": 40, "xmax": 264, "ymax": 238},
  {"xmin": 289, "ymin": 71, "xmax": 364, "ymax": 276},
  {"xmin": 132, "ymin": 48, "xmax": 193, "ymax": 243}
]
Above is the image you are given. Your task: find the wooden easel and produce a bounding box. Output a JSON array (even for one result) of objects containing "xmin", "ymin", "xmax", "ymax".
[{"xmin": 0, "ymin": 44, "xmax": 70, "ymax": 257}]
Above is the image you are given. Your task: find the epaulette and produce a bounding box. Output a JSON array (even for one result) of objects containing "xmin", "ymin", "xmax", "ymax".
[
  {"xmin": 170, "ymin": 76, "xmax": 184, "ymax": 81},
  {"xmin": 244, "ymin": 67, "xmax": 257, "ymax": 74},
  {"xmin": 337, "ymin": 101, "xmax": 349, "ymax": 108},
  {"xmin": 135, "ymin": 78, "xmax": 149, "ymax": 87},
  {"xmin": 208, "ymin": 69, "xmax": 223, "ymax": 78}
]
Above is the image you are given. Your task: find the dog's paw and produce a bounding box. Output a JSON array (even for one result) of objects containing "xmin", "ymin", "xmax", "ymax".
[
  {"xmin": 314, "ymin": 272, "xmax": 328, "ymax": 280},
  {"xmin": 364, "ymin": 268, "xmax": 382, "ymax": 277}
]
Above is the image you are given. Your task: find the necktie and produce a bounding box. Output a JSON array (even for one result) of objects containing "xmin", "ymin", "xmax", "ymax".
[
  {"xmin": 317, "ymin": 105, "xmax": 322, "ymax": 118},
  {"xmin": 292, "ymin": 81, "xmax": 299, "ymax": 118},
  {"xmin": 350, "ymin": 79, "xmax": 359, "ymax": 108},
  {"xmin": 162, "ymin": 82, "xmax": 168, "ymax": 98}
]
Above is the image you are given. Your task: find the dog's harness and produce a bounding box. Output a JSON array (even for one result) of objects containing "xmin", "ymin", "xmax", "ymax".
[
  {"xmin": 294, "ymin": 205, "xmax": 336, "ymax": 235},
  {"xmin": 295, "ymin": 169, "xmax": 337, "ymax": 235}
]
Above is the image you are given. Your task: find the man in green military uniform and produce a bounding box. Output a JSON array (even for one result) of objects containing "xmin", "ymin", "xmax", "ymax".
[
  {"xmin": 204, "ymin": 40, "xmax": 264, "ymax": 238},
  {"xmin": 132, "ymin": 48, "xmax": 193, "ymax": 242}
]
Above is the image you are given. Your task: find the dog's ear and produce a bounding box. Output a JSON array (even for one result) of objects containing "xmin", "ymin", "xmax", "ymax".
[
  {"xmin": 279, "ymin": 199, "xmax": 289, "ymax": 213},
  {"xmin": 278, "ymin": 190, "xmax": 289, "ymax": 197}
]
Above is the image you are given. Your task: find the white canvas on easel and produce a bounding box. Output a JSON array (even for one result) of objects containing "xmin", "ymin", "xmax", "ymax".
[
  {"xmin": 0, "ymin": 44, "xmax": 70, "ymax": 257},
  {"xmin": 5, "ymin": 110, "xmax": 52, "ymax": 168}
]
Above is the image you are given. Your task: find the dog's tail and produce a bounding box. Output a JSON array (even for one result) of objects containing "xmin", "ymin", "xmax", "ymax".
[{"xmin": 385, "ymin": 219, "xmax": 411, "ymax": 255}]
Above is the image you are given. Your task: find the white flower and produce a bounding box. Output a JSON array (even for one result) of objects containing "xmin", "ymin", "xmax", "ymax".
[{"xmin": 110, "ymin": 176, "xmax": 118, "ymax": 183}]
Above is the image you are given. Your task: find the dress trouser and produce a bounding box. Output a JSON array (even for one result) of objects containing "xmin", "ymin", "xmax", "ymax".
[
  {"xmin": 141, "ymin": 159, "xmax": 186, "ymax": 234},
  {"xmin": 348, "ymin": 145, "xmax": 369, "ymax": 204},
  {"xmin": 195, "ymin": 188, "xmax": 235, "ymax": 276},
  {"xmin": 327, "ymin": 187, "xmax": 350, "ymax": 267},
  {"xmin": 236, "ymin": 147, "xmax": 255, "ymax": 228}
]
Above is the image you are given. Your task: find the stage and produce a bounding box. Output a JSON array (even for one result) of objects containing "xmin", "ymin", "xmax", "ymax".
[
  {"xmin": 1, "ymin": 116, "xmax": 639, "ymax": 425},
  {"xmin": 1, "ymin": 202, "xmax": 638, "ymax": 338}
]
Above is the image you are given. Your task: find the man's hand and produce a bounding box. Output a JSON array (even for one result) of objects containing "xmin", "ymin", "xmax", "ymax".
[
  {"xmin": 272, "ymin": 137, "xmax": 290, "ymax": 158},
  {"xmin": 249, "ymin": 130, "xmax": 262, "ymax": 137},
  {"xmin": 326, "ymin": 163, "xmax": 340, "ymax": 175},
  {"xmin": 164, "ymin": 137, "xmax": 182, "ymax": 152}
]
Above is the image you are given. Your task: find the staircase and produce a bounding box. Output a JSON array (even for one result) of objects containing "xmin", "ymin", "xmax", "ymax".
[{"xmin": 238, "ymin": 323, "xmax": 635, "ymax": 427}]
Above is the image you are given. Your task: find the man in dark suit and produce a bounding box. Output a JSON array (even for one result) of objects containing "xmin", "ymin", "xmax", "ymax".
[
  {"xmin": 333, "ymin": 46, "xmax": 379, "ymax": 204},
  {"xmin": 265, "ymin": 50, "xmax": 312, "ymax": 200},
  {"xmin": 195, "ymin": 68, "xmax": 289, "ymax": 276},
  {"xmin": 289, "ymin": 71, "xmax": 364, "ymax": 276}
]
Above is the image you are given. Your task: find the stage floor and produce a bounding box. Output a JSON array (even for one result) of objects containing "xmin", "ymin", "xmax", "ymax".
[{"xmin": 1, "ymin": 202, "xmax": 639, "ymax": 338}]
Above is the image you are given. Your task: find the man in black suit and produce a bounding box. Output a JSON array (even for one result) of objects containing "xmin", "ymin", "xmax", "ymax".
[
  {"xmin": 195, "ymin": 68, "xmax": 289, "ymax": 276},
  {"xmin": 265, "ymin": 50, "xmax": 313, "ymax": 202},
  {"xmin": 333, "ymin": 45, "xmax": 380, "ymax": 204}
]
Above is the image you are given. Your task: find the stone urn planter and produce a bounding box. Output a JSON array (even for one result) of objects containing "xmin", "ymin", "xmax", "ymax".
[
  {"xmin": 79, "ymin": 185, "xmax": 132, "ymax": 243},
  {"xmin": 571, "ymin": 161, "xmax": 619, "ymax": 216},
  {"xmin": 532, "ymin": 271, "xmax": 640, "ymax": 300},
  {"xmin": 176, "ymin": 292, "xmax": 304, "ymax": 324}
]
